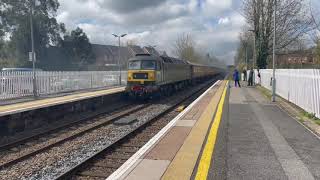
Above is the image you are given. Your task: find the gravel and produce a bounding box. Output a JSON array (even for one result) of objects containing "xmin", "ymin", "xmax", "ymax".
[
  {"xmin": 0, "ymin": 81, "xmax": 211, "ymax": 180},
  {"xmin": 0, "ymin": 103, "xmax": 169, "ymax": 180}
]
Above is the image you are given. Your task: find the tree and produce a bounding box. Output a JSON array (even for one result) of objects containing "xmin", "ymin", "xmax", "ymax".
[
  {"xmin": 126, "ymin": 39, "xmax": 138, "ymax": 46},
  {"xmin": 173, "ymin": 33, "xmax": 200, "ymax": 63},
  {"xmin": 0, "ymin": 0, "xmax": 65, "ymax": 67},
  {"xmin": 310, "ymin": 2, "xmax": 320, "ymax": 66},
  {"xmin": 316, "ymin": 41, "xmax": 320, "ymax": 65},
  {"xmin": 241, "ymin": 0, "xmax": 314, "ymax": 68},
  {"xmin": 62, "ymin": 27, "xmax": 95, "ymax": 67},
  {"xmin": 235, "ymin": 31, "xmax": 254, "ymax": 68}
]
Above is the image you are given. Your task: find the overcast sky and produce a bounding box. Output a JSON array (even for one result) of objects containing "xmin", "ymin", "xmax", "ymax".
[{"xmin": 56, "ymin": 0, "xmax": 320, "ymax": 65}]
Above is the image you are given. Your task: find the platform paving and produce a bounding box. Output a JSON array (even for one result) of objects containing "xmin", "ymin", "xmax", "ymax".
[
  {"xmin": 210, "ymin": 83, "xmax": 320, "ymax": 180},
  {"xmin": 0, "ymin": 87, "xmax": 124, "ymax": 116}
]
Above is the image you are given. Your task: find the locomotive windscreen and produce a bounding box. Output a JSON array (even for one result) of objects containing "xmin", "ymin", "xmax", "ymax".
[{"xmin": 129, "ymin": 60, "xmax": 156, "ymax": 70}]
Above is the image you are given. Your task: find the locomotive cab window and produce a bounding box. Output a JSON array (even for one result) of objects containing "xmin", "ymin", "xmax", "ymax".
[
  {"xmin": 141, "ymin": 61, "xmax": 156, "ymax": 70},
  {"xmin": 128, "ymin": 61, "xmax": 141, "ymax": 70},
  {"xmin": 128, "ymin": 60, "xmax": 156, "ymax": 70}
]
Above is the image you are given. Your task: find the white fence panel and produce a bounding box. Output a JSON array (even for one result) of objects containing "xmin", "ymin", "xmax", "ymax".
[
  {"xmin": 256, "ymin": 69, "xmax": 320, "ymax": 118},
  {"xmin": 0, "ymin": 71, "xmax": 127, "ymax": 100}
]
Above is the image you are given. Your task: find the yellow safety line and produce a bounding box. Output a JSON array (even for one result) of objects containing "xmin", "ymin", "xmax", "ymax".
[{"xmin": 195, "ymin": 81, "xmax": 228, "ymax": 180}]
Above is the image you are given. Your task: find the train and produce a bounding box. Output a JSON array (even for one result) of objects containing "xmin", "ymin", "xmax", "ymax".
[{"xmin": 126, "ymin": 54, "xmax": 223, "ymax": 98}]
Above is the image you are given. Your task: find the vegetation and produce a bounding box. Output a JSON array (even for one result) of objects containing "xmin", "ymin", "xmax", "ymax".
[
  {"xmin": 173, "ymin": 33, "xmax": 199, "ymax": 63},
  {"xmin": 0, "ymin": 0, "xmax": 95, "ymax": 70},
  {"xmin": 234, "ymin": 31, "xmax": 254, "ymax": 70},
  {"xmin": 62, "ymin": 27, "xmax": 95, "ymax": 68},
  {"xmin": 316, "ymin": 41, "xmax": 320, "ymax": 65},
  {"xmin": 173, "ymin": 33, "xmax": 225, "ymax": 67},
  {"xmin": 238, "ymin": 0, "xmax": 314, "ymax": 68}
]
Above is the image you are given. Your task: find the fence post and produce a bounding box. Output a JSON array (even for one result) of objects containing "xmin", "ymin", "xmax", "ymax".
[{"xmin": 91, "ymin": 72, "xmax": 93, "ymax": 89}]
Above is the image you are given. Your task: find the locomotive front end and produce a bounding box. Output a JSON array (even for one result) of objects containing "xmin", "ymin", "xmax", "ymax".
[{"xmin": 126, "ymin": 55, "xmax": 160, "ymax": 97}]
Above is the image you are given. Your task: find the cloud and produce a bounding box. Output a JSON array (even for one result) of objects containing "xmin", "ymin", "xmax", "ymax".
[
  {"xmin": 218, "ymin": 17, "xmax": 230, "ymax": 25},
  {"xmin": 98, "ymin": 0, "xmax": 168, "ymax": 14},
  {"xmin": 202, "ymin": 0, "xmax": 233, "ymax": 16},
  {"xmin": 57, "ymin": 0, "xmax": 244, "ymax": 65}
]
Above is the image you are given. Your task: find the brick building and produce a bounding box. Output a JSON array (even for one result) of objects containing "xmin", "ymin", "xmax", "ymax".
[{"xmin": 268, "ymin": 48, "xmax": 319, "ymax": 68}]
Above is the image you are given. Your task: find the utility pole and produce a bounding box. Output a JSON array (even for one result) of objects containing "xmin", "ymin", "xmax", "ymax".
[
  {"xmin": 112, "ymin": 33, "xmax": 127, "ymax": 85},
  {"xmin": 30, "ymin": 0, "xmax": 37, "ymax": 98},
  {"xmin": 272, "ymin": 0, "xmax": 277, "ymax": 102},
  {"xmin": 253, "ymin": 34, "xmax": 256, "ymax": 70},
  {"xmin": 244, "ymin": 42, "xmax": 248, "ymax": 70},
  {"xmin": 252, "ymin": 33, "xmax": 256, "ymax": 85},
  {"xmin": 248, "ymin": 29, "xmax": 256, "ymax": 85}
]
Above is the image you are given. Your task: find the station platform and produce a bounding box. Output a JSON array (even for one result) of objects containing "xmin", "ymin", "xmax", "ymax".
[
  {"xmin": 107, "ymin": 80, "xmax": 320, "ymax": 180},
  {"xmin": 0, "ymin": 87, "xmax": 124, "ymax": 117}
]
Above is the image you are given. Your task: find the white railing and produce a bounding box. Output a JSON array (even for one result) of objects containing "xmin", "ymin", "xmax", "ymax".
[
  {"xmin": 253, "ymin": 69, "xmax": 320, "ymax": 118},
  {"xmin": 0, "ymin": 71, "xmax": 127, "ymax": 100}
]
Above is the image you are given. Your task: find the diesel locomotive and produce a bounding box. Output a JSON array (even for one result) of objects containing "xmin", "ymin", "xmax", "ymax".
[{"xmin": 126, "ymin": 54, "xmax": 222, "ymax": 98}]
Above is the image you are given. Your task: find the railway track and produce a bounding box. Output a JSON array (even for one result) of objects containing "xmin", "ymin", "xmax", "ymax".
[
  {"xmin": 64, "ymin": 110, "xmax": 180, "ymax": 180},
  {"xmin": 0, "ymin": 77, "xmax": 219, "ymax": 179},
  {"xmin": 56, "ymin": 79, "xmax": 218, "ymax": 180},
  {"xmin": 0, "ymin": 101, "xmax": 132, "ymax": 151},
  {"xmin": 0, "ymin": 102, "xmax": 146, "ymax": 169}
]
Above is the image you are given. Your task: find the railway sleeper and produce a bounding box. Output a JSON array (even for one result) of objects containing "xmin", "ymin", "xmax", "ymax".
[
  {"xmin": 90, "ymin": 161, "xmax": 123, "ymax": 168},
  {"xmin": 77, "ymin": 167, "xmax": 115, "ymax": 178},
  {"xmin": 104, "ymin": 154, "xmax": 132, "ymax": 160},
  {"xmin": 114, "ymin": 147, "xmax": 140, "ymax": 153},
  {"xmin": 121, "ymin": 141, "xmax": 146, "ymax": 147}
]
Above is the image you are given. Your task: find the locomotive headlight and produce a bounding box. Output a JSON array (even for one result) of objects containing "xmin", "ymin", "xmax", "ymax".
[
  {"xmin": 149, "ymin": 71, "xmax": 155, "ymax": 80},
  {"xmin": 127, "ymin": 72, "xmax": 133, "ymax": 81}
]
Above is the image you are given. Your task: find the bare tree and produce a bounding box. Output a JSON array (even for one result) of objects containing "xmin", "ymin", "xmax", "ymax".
[
  {"xmin": 241, "ymin": 0, "xmax": 314, "ymax": 68},
  {"xmin": 310, "ymin": 1, "xmax": 320, "ymax": 41},
  {"xmin": 173, "ymin": 33, "xmax": 199, "ymax": 63},
  {"xmin": 310, "ymin": 1, "xmax": 320, "ymax": 65},
  {"xmin": 126, "ymin": 39, "xmax": 138, "ymax": 46},
  {"xmin": 235, "ymin": 30, "xmax": 254, "ymax": 67}
]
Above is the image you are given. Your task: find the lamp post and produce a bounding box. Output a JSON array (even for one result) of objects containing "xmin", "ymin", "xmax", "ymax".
[
  {"xmin": 272, "ymin": 0, "xmax": 277, "ymax": 102},
  {"xmin": 30, "ymin": 0, "xmax": 37, "ymax": 98},
  {"xmin": 112, "ymin": 33, "xmax": 127, "ymax": 85}
]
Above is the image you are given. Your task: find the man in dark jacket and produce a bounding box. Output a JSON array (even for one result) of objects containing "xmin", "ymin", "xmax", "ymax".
[
  {"xmin": 243, "ymin": 69, "xmax": 247, "ymax": 81},
  {"xmin": 233, "ymin": 69, "xmax": 241, "ymax": 88},
  {"xmin": 248, "ymin": 68, "xmax": 254, "ymax": 86}
]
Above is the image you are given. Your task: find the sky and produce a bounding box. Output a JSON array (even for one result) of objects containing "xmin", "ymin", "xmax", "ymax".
[{"xmin": 56, "ymin": 0, "xmax": 320, "ymax": 65}]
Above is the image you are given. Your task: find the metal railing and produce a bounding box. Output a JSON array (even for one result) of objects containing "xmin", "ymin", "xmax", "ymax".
[
  {"xmin": 0, "ymin": 71, "xmax": 127, "ymax": 100},
  {"xmin": 253, "ymin": 69, "xmax": 320, "ymax": 118}
]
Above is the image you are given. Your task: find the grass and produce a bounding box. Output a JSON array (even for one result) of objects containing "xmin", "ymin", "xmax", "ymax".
[
  {"xmin": 257, "ymin": 86, "xmax": 272, "ymax": 99},
  {"xmin": 302, "ymin": 112, "xmax": 320, "ymax": 125}
]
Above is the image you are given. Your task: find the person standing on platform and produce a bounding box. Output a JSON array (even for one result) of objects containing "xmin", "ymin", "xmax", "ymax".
[
  {"xmin": 248, "ymin": 68, "xmax": 254, "ymax": 86},
  {"xmin": 233, "ymin": 69, "xmax": 241, "ymax": 88},
  {"xmin": 257, "ymin": 69, "xmax": 261, "ymax": 85},
  {"xmin": 242, "ymin": 69, "xmax": 247, "ymax": 81}
]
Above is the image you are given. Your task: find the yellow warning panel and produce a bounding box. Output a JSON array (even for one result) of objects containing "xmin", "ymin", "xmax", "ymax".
[
  {"xmin": 162, "ymin": 81, "xmax": 227, "ymax": 180},
  {"xmin": 176, "ymin": 106, "xmax": 186, "ymax": 112}
]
